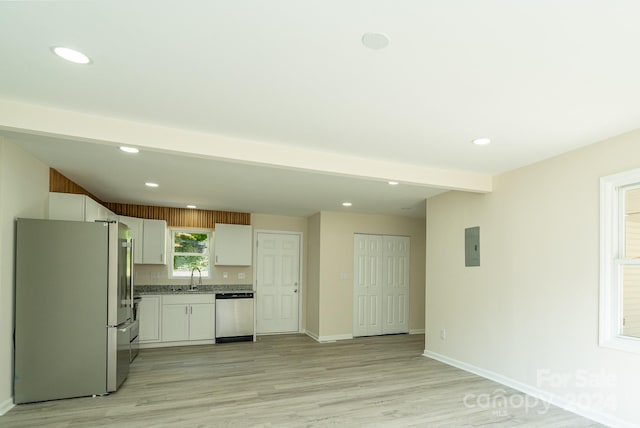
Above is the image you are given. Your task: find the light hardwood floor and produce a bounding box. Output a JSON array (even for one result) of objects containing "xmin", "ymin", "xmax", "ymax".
[{"xmin": 3, "ymin": 334, "xmax": 602, "ymax": 427}]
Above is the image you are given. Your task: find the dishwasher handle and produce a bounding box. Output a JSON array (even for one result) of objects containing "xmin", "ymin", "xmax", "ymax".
[{"xmin": 216, "ymin": 293, "xmax": 254, "ymax": 299}]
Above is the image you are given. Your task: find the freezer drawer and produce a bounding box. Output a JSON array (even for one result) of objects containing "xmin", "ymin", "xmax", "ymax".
[
  {"xmin": 215, "ymin": 293, "xmax": 254, "ymax": 342},
  {"xmin": 129, "ymin": 319, "xmax": 140, "ymax": 363},
  {"xmin": 107, "ymin": 321, "xmax": 133, "ymax": 392}
]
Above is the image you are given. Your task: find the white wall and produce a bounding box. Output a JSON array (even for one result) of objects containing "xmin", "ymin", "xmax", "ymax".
[
  {"xmin": 425, "ymin": 129, "xmax": 640, "ymax": 427},
  {"xmin": 0, "ymin": 139, "xmax": 49, "ymax": 414}
]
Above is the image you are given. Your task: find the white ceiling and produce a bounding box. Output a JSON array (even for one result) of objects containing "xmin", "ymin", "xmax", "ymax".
[{"xmin": 2, "ymin": 1, "xmax": 640, "ymax": 218}]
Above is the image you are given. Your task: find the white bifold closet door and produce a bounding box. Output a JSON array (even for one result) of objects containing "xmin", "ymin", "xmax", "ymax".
[{"xmin": 353, "ymin": 234, "xmax": 410, "ymax": 337}]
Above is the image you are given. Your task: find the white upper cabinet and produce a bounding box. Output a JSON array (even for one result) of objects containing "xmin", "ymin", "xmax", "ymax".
[
  {"xmin": 85, "ymin": 197, "xmax": 116, "ymax": 222},
  {"xmin": 49, "ymin": 192, "xmax": 116, "ymax": 222},
  {"xmin": 119, "ymin": 216, "xmax": 166, "ymax": 265},
  {"xmin": 118, "ymin": 216, "xmax": 144, "ymax": 264},
  {"xmin": 50, "ymin": 193, "xmax": 167, "ymax": 265},
  {"xmin": 49, "ymin": 192, "xmax": 84, "ymax": 221},
  {"xmin": 214, "ymin": 223, "xmax": 252, "ymax": 266},
  {"xmin": 142, "ymin": 219, "xmax": 167, "ymax": 265}
]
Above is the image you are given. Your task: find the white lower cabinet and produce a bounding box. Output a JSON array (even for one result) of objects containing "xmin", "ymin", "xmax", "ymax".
[
  {"xmin": 161, "ymin": 304, "xmax": 191, "ymax": 342},
  {"xmin": 139, "ymin": 295, "xmax": 161, "ymax": 343},
  {"xmin": 161, "ymin": 294, "xmax": 215, "ymax": 343},
  {"xmin": 188, "ymin": 303, "xmax": 216, "ymax": 340},
  {"xmin": 138, "ymin": 294, "xmax": 216, "ymax": 347}
]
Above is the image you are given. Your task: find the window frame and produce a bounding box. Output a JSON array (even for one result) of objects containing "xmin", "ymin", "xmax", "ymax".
[
  {"xmin": 169, "ymin": 228, "xmax": 212, "ymax": 279},
  {"xmin": 600, "ymin": 168, "xmax": 640, "ymax": 353}
]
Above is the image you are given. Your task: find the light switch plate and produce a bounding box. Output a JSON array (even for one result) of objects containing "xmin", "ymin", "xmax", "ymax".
[{"xmin": 465, "ymin": 226, "xmax": 480, "ymax": 267}]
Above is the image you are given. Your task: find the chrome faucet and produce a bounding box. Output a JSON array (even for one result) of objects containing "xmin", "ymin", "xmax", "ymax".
[{"xmin": 189, "ymin": 267, "xmax": 202, "ymax": 291}]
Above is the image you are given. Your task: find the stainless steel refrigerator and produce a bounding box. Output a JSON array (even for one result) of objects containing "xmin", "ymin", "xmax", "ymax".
[{"xmin": 14, "ymin": 218, "xmax": 134, "ymax": 404}]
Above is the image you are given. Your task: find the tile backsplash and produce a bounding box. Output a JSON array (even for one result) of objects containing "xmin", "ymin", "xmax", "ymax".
[{"xmin": 133, "ymin": 263, "xmax": 253, "ymax": 286}]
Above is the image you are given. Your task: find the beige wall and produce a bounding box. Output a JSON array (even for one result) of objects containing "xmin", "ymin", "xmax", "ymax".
[
  {"xmin": 425, "ymin": 129, "xmax": 640, "ymax": 427},
  {"xmin": 306, "ymin": 213, "xmax": 321, "ymax": 336},
  {"xmin": 317, "ymin": 211, "xmax": 426, "ymax": 338},
  {"xmin": 251, "ymin": 213, "xmax": 307, "ymax": 234},
  {"xmin": 0, "ymin": 139, "xmax": 49, "ymax": 413}
]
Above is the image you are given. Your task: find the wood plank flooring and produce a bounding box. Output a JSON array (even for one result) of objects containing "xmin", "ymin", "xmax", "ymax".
[{"xmin": 3, "ymin": 334, "xmax": 602, "ymax": 427}]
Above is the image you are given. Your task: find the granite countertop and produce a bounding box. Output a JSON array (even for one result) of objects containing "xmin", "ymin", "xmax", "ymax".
[{"xmin": 135, "ymin": 284, "xmax": 254, "ymax": 295}]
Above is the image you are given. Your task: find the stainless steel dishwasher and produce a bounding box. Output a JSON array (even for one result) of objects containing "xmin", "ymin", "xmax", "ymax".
[{"xmin": 215, "ymin": 292, "xmax": 254, "ymax": 343}]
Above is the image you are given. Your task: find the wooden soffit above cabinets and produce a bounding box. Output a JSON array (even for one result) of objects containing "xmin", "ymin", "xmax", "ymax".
[{"xmin": 49, "ymin": 168, "xmax": 249, "ymax": 228}]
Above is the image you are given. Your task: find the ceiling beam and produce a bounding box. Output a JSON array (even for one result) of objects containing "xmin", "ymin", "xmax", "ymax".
[{"xmin": 0, "ymin": 99, "xmax": 492, "ymax": 193}]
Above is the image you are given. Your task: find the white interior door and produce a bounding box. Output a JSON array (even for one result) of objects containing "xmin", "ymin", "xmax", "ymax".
[
  {"xmin": 354, "ymin": 234, "xmax": 410, "ymax": 337},
  {"xmin": 382, "ymin": 236, "xmax": 410, "ymax": 334},
  {"xmin": 256, "ymin": 232, "xmax": 301, "ymax": 334},
  {"xmin": 353, "ymin": 234, "xmax": 383, "ymax": 337}
]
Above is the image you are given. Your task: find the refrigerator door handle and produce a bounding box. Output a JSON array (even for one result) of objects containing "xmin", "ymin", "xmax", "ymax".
[
  {"xmin": 130, "ymin": 238, "xmax": 134, "ymax": 315},
  {"xmin": 116, "ymin": 321, "xmax": 134, "ymax": 333}
]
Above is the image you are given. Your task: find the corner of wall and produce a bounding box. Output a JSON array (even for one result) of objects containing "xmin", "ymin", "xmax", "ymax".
[{"xmin": 0, "ymin": 139, "xmax": 50, "ymax": 414}]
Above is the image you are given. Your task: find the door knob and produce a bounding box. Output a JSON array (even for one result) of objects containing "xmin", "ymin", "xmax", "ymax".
[{"xmin": 294, "ymin": 289, "xmax": 298, "ymax": 293}]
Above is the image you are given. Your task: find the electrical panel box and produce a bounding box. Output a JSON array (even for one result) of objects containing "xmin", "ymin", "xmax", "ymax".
[{"xmin": 465, "ymin": 226, "xmax": 480, "ymax": 267}]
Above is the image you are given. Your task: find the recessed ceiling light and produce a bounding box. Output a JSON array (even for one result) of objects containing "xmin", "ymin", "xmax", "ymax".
[
  {"xmin": 186, "ymin": 205, "xmax": 197, "ymax": 209},
  {"xmin": 388, "ymin": 181, "xmax": 399, "ymax": 186},
  {"xmin": 342, "ymin": 202, "xmax": 353, "ymax": 207},
  {"xmin": 119, "ymin": 146, "xmax": 139, "ymax": 154},
  {"xmin": 51, "ymin": 46, "xmax": 91, "ymax": 64},
  {"xmin": 145, "ymin": 182, "xmax": 159, "ymax": 188},
  {"xmin": 361, "ymin": 32, "xmax": 389, "ymax": 50},
  {"xmin": 472, "ymin": 138, "xmax": 491, "ymax": 146}
]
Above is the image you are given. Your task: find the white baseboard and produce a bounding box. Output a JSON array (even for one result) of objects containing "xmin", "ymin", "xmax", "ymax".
[
  {"xmin": 140, "ymin": 339, "xmax": 216, "ymax": 349},
  {"xmin": 409, "ymin": 329, "xmax": 425, "ymax": 335},
  {"xmin": 0, "ymin": 397, "xmax": 14, "ymax": 416},
  {"xmin": 304, "ymin": 330, "xmax": 353, "ymax": 343},
  {"xmin": 320, "ymin": 333, "xmax": 353, "ymax": 342},
  {"xmin": 423, "ymin": 349, "xmax": 635, "ymax": 428},
  {"xmin": 304, "ymin": 330, "xmax": 320, "ymax": 342}
]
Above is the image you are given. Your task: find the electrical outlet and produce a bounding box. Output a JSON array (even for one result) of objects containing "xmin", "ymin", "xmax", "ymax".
[
  {"xmin": 440, "ymin": 329, "xmax": 446, "ymax": 340},
  {"xmin": 223, "ymin": 272, "xmax": 228, "ymax": 279},
  {"xmin": 238, "ymin": 272, "xmax": 246, "ymax": 280}
]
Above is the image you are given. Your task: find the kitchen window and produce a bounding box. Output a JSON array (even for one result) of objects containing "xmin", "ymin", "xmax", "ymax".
[
  {"xmin": 600, "ymin": 168, "xmax": 640, "ymax": 353},
  {"xmin": 171, "ymin": 229, "xmax": 211, "ymax": 278}
]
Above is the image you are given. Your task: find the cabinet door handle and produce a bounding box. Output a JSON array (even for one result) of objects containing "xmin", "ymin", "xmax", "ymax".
[
  {"xmin": 185, "ymin": 306, "xmax": 188, "ymax": 315},
  {"xmin": 190, "ymin": 306, "xmax": 193, "ymax": 315}
]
